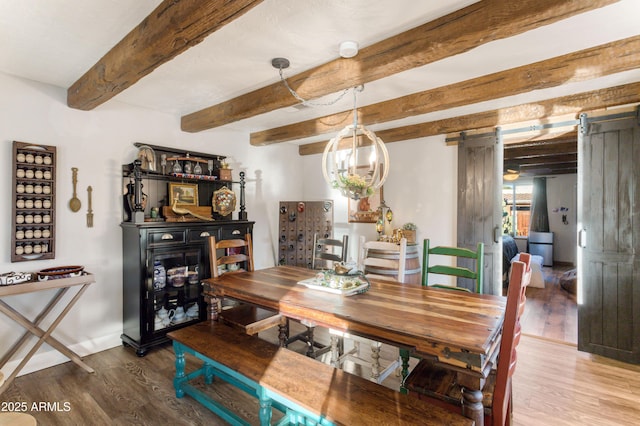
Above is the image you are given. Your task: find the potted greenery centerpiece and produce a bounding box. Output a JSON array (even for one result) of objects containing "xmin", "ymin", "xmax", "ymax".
[
  {"xmin": 332, "ymin": 173, "xmax": 375, "ymax": 200},
  {"xmin": 402, "ymin": 222, "xmax": 417, "ymax": 243}
]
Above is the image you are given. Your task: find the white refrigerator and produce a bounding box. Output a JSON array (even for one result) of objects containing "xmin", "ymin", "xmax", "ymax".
[{"xmin": 529, "ymin": 231, "xmax": 553, "ymax": 266}]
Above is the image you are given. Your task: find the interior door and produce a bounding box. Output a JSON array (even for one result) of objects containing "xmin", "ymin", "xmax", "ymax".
[
  {"xmin": 457, "ymin": 130, "xmax": 503, "ymax": 295},
  {"xmin": 578, "ymin": 112, "xmax": 640, "ymax": 363}
]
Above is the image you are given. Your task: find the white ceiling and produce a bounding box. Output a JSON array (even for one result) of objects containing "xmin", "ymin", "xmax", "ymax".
[{"xmin": 1, "ymin": 0, "xmax": 639, "ymax": 144}]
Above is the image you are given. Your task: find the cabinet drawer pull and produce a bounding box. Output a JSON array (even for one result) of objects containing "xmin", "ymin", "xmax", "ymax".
[
  {"xmin": 200, "ymin": 231, "xmax": 211, "ymax": 237},
  {"xmin": 232, "ymin": 230, "xmax": 241, "ymax": 235},
  {"xmin": 161, "ymin": 233, "xmax": 174, "ymax": 240}
]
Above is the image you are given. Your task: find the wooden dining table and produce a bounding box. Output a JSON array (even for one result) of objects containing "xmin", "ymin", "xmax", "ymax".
[{"xmin": 202, "ymin": 265, "xmax": 506, "ymax": 426}]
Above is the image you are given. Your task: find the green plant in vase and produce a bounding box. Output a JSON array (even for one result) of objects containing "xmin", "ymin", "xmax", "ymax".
[{"xmin": 333, "ymin": 173, "xmax": 375, "ymax": 200}]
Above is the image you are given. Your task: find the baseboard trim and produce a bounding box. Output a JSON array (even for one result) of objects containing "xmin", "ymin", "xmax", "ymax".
[{"xmin": 1, "ymin": 332, "xmax": 122, "ymax": 378}]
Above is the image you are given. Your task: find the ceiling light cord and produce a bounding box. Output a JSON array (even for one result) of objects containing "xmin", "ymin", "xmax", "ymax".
[{"xmin": 274, "ymin": 59, "xmax": 349, "ymax": 107}]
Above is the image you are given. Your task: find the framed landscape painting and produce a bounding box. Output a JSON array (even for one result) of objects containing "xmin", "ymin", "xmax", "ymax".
[{"xmin": 169, "ymin": 182, "xmax": 198, "ymax": 206}]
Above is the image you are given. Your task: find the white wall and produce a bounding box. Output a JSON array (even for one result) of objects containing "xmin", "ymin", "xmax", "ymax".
[
  {"xmin": 0, "ymin": 71, "xmax": 458, "ymax": 377},
  {"xmin": 547, "ymin": 174, "xmax": 577, "ymax": 265},
  {"xmin": 0, "ymin": 72, "xmax": 301, "ymax": 375},
  {"xmin": 302, "ymin": 137, "xmax": 458, "ymax": 263}
]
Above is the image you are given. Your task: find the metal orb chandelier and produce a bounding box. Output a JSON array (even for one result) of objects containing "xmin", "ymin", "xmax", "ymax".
[{"xmin": 321, "ymin": 86, "xmax": 389, "ymax": 200}]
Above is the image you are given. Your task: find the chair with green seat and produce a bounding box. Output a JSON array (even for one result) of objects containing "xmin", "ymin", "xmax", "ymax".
[{"xmin": 422, "ymin": 239, "xmax": 484, "ymax": 294}]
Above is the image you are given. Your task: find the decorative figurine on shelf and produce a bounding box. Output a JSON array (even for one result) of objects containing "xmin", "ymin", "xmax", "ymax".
[
  {"xmin": 131, "ymin": 160, "xmax": 147, "ymax": 223},
  {"xmin": 136, "ymin": 145, "xmax": 156, "ymax": 172},
  {"xmin": 160, "ymin": 154, "xmax": 167, "ymax": 175},
  {"xmin": 219, "ymin": 161, "xmax": 232, "ymax": 181}
]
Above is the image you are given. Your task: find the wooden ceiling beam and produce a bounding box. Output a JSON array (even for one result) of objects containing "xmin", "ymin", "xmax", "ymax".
[
  {"xmin": 182, "ymin": 0, "xmax": 616, "ymax": 133},
  {"xmin": 298, "ymin": 82, "xmax": 640, "ymax": 156},
  {"xmin": 506, "ymin": 142, "xmax": 577, "ymax": 159},
  {"xmin": 512, "ymin": 153, "xmax": 578, "ymax": 166},
  {"xmin": 67, "ymin": 0, "xmax": 263, "ymax": 110},
  {"xmin": 260, "ymin": 34, "xmax": 640, "ymax": 145}
]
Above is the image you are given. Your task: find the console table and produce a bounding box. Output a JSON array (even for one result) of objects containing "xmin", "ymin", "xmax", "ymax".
[{"xmin": 0, "ymin": 273, "xmax": 95, "ymax": 394}]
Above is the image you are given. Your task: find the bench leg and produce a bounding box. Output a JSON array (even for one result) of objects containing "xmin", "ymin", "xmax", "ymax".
[
  {"xmin": 257, "ymin": 386, "xmax": 273, "ymax": 426},
  {"xmin": 173, "ymin": 341, "xmax": 186, "ymax": 398},
  {"xmin": 203, "ymin": 362, "xmax": 214, "ymax": 385}
]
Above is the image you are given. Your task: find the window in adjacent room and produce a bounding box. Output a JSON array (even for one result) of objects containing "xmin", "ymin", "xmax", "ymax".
[{"xmin": 502, "ymin": 183, "xmax": 533, "ymax": 236}]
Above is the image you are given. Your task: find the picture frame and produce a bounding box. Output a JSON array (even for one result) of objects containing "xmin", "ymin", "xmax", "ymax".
[
  {"xmin": 169, "ymin": 182, "xmax": 198, "ymax": 206},
  {"xmin": 348, "ymin": 166, "xmax": 383, "ymax": 223}
]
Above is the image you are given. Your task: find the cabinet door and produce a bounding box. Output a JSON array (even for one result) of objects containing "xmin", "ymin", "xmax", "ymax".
[{"xmin": 147, "ymin": 247, "xmax": 202, "ymax": 336}]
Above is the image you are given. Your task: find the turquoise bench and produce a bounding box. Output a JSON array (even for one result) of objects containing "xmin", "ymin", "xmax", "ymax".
[{"xmin": 168, "ymin": 322, "xmax": 474, "ymax": 426}]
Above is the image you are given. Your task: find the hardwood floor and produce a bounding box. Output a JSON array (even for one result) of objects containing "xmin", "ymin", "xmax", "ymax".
[
  {"xmin": 4, "ymin": 330, "xmax": 640, "ymax": 426},
  {"xmin": 5, "ymin": 278, "xmax": 639, "ymax": 426},
  {"xmin": 521, "ymin": 264, "xmax": 577, "ymax": 344}
]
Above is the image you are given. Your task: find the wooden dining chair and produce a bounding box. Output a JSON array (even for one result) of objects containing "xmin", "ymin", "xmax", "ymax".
[
  {"xmin": 207, "ymin": 235, "xmax": 284, "ymax": 336},
  {"xmin": 311, "ymin": 233, "xmax": 348, "ymax": 269},
  {"xmin": 404, "ymin": 253, "xmax": 532, "ymax": 426},
  {"xmin": 359, "ymin": 237, "xmax": 407, "ymax": 283},
  {"xmin": 285, "ymin": 233, "xmax": 349, "ymax": 358},
  {"xmin": 422, "ymin": 238, "xmax": 484, "ymax": 293}
]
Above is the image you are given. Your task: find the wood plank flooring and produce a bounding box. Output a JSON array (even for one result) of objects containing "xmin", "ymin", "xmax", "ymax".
[
  {"xmin": 5, "ymin": 326, "xmax": 640, "ymax": 425},
  {"xmin": 521, "ymin": 264, "xmax": 577, "ymax": 344},
  {"xmin": 5, "ymin": 273, "xmax": 639, "ymax": 426}
]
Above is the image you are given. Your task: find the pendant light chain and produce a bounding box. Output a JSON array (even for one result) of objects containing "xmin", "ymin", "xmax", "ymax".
[{"xmin": 278, "ymin": 67, "xmax": 350, "ymax": 107}]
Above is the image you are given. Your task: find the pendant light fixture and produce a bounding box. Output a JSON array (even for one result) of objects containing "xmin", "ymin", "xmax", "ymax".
[
  {"xmin": 321, "ymin": 85, "xmax": 389, "ymax": 200},
  {"xmin": 503, "ymin": 164, "xmax": 520, "ymax": 181},
  {"xmin": 271, "ymin": 43, "xmax": 389, "ymax": 201}
]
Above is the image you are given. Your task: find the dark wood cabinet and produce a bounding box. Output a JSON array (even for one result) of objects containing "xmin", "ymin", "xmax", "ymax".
[
  {"xmin": 121, "ymin": 221, "xmax": 253, "ymax": 356},
  {"xmin": 120, "ymin": 143, "xmax": 253, "ymax": 356}
]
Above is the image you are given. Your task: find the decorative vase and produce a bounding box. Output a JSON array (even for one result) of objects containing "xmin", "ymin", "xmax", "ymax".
[
  {"xmin": 403, "ymin": 229, "xmax": 416, "ymax": 244},
  {"xmin": 125, "ymin": 182, "xmax": 148, "ymax": 220}
]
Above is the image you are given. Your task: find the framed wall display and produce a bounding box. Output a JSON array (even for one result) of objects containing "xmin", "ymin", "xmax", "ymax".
[
  {"xmin": 169, "ymin": 182, "xmax": 198, "ymax": 206},
  {"xmin": 212, "ymin": 186, "xmax": 236, "ymax": 217},
  {"xmin": 348, "ymin": 168, "xmax": 383, "ymax": 223}
]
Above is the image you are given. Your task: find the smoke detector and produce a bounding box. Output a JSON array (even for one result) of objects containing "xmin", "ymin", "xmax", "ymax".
[{"xmin": 339, "ymin": 41, "xmax": 359, "ymax": 58}]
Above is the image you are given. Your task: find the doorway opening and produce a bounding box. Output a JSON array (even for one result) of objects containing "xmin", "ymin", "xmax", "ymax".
[{"xmin": 503, "ymin": 137, "xmax": 578, "ymax": 345}]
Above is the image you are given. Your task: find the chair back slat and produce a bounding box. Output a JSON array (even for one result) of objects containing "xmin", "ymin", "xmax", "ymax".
[
  {"xmin": 493, "ymin": 254, "xmax": 531, "ymax": 426},
  {"xmin": 422, "ymin": 239, "xmax": 484, "ymax": 293},
  {"xmin": 312, "ymin": 234, "xmax": 348, "ymax": 269},
  {"xmin": 209, "ymin": 234, "xmax": 254, "ymax": 278},
  {"xmin": 427, "ymin": 265, "xmax": 477, "ymax": 280},
  {"xmin": 359, "ymin": 237, "xmax": 407, "ymax": 283}
]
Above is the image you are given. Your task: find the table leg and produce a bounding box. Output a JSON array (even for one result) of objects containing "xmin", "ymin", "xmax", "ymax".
[
  {"xmin": 461, "ymin": 387, "xmax": 485, "ymax": 426},
  {"xmin": 329, "ymin": 335, "xmax": 340, "ymax": 367},
  {"xmin": 277, "ymin": 322, "xmax": 288, "ymax": 347},
  {"xmin": 370, "ymin": 341, "xmax": 382, "ymax": 380},
  {"xmin": 204, "ymin": 293, "xmax": 220, "ymax": 321}
]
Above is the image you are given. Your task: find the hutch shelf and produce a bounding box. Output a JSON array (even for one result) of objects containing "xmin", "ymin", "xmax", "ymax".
[{"xmin": 120, "ymin": 143, "xmax": 253, "ymax": 356}]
